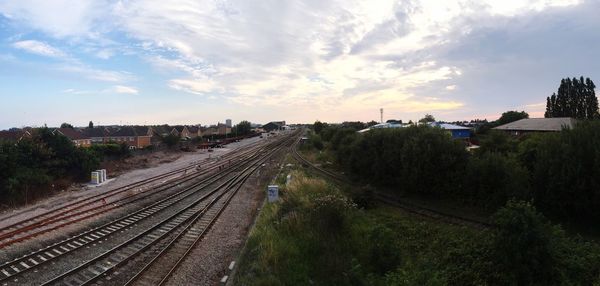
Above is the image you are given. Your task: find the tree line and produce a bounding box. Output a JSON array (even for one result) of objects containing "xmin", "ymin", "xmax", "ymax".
[
  {"xmin": 310, "ymin": 119, "xmax": 600, "ymax": 223},
  {"xmin": 0, "ymin": 128, "xmax": 130, "ymax": 206}
]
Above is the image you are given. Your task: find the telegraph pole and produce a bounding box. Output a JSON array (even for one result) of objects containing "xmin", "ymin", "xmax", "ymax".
[{"xmin": 380, "ymin": 108, "xmax": 383, "ymax": 123}]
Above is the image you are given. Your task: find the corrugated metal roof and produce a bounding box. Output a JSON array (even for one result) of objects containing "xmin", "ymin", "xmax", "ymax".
[
  {"xmin": 428, "ymin": 122, "xmax": 471, "ymax": 130},
  {"xmin": 493, "ymin": 118, "xmax": 576, "ymax": 131}
]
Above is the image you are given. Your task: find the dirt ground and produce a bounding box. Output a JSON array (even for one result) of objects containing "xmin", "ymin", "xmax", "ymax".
[
  {"xmin": 0, "ymin": 136, "xmax": 264, "ymax": 228},
  {"xmin": 101, "ymin": 150, "xmax": 183, "ymax": 177}
]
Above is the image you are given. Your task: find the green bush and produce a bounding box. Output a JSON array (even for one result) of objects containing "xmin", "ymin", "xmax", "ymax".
[
  {"xmin": 343, "ymin": 126, "xmax": 468, "ymax": 196},
  {"xmin": 477, "ymin": 130, "xmax": 518, "ymax": 155},
  {"xmin": 486, "ymin": 200, "xmax": 600, "ymax": 285},
  {"xmin": 464, "ymin": 152, "xmax": 530, "ymax": 207},
  {"xmin": 310, "ymin": 133, "xmax": 324, "ymax": 150},
  {"xmin": 525, "ymin": 121, "xmax": 600, "ymax": 221},
  {"xmin": 0, "ymin": 128, "xmax": 101, "ymax": 205}
]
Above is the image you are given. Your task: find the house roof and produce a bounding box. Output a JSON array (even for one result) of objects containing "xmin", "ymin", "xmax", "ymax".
[
  {"xmin": 429, "ymin": 122, "xmax": 471, "ymax": 130},
  {"xmin": 358, "ymin": 122, "xmax": 406, "ymax": 133},
  {"xmin": 152, "ymin": 125, "xmax": 171, "ymax": 136},
  {"xmin": 82, "ymin": 127, "xmax": 108, "ymax": 138},
  {"xmin": 110, "ymin": 127, "xmax": 137, "ymax": 137},
  {"xmin": 172, "ymin": 125, "xmax": 188, "ymax": 133},
  {"xmin": 0, "ymin": 130, "xmax": 30, "ymax": 141},
  {"xmin": 187, "ymin": 126, "xmax": 200, "ymax": 133},
  {"xmin": 55, "ymin": 128, "xmax": 89, "ymax": 140},
  {"xmin": 493, "ymin": 118, "xmax": 576, "ymax": 132},
  {"xmin": 133, "ymin": 126, "xmax": 151, "ymax": 136}
]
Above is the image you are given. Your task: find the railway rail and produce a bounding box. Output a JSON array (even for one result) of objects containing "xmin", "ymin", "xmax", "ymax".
[
  {"xmin": 291, "ymin": 136, "xmax": 491, "ymax": 229},
  {"xmin": 0, "ymin": 132, "xmax": 297, "ymax": 285},
  {"xmin": 0, "ymin": 139, "xmax": 267, "ymax": 249}
]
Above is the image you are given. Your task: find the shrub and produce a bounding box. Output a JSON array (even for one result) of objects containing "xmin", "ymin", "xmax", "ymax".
[
  {"xmin": 477, "ymin": 130, "xmax": 518, "ymax": 155},
  {"xmin": 527, "ymin": 121, "xmax": 600, "ymax": 221},
  {"xmin": 486, "ymin": 200, "xmax": 600, "ymax": 285},
  {"xmin": 344, "ymin": 126, "xmax": 469, "ymax": 196},
  {"xmin": 463, "ymin": 153, "xmax": 530, "ymax": 207}
]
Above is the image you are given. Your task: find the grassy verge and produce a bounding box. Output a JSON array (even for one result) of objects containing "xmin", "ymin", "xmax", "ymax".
[{"xmin": 235, "ymin": 167, "xmax": 600, "ymax": 285}]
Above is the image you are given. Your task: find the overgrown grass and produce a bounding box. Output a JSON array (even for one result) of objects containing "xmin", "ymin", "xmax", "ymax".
[
  {"xmin": 235, "ymin": 171, "xmax": 480, "ymax": 285},
  {"xmin": 235, "ymin": 170, "xmax": 600, "ymax": 285}
]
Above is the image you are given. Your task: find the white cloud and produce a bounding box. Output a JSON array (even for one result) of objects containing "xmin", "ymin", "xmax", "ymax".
[
  {"xmin": 0, "ymin": 0, "xmax": 588, "ymax": 122},
  {"xmin": 57, "ymin": 65, "xmax": 134, "ymax": 82},
  {"xmin": 13, "ymin": 40, "xmax": 65, "ymax": 58},
  {"xmin": 113, "ymin": 85, "xmax": 139, "ymax": 94},
  {"xmin": 0, "ymin": 0, "xmax": 110, "ymax": 37}
]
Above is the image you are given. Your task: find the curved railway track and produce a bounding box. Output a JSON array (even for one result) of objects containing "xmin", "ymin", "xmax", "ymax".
[
  {"xmin": 0, "ymin": 139, "xmax": 266, "ymax": 249},
  {"xmin": 0, "ymin": 132, "xmax": 298, "ymax": 285},
  {"xmin": 291, "ymin": 136, "xmax": 491, "ymax": 229}
]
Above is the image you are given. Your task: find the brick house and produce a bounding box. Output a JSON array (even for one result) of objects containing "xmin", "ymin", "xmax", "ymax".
[
  {"xmin": 187, "ymin": 126, "xmax": 202, "ymax": 138},
  {"xmin": 53, "ymin": 128, "xmax": 91, "ymax": 147},
  {"xmin": 81, "ymin": 127, "xmax": 110, "ymax": 144},
  {"xmin": 151, "ymin": 125, "xmax": 172, "ymax": 145},
  {"xmin": 107, "ymin": 126, "xmax": 153, "ymax": 149},
  {"xmin": 172, "ymin": 126, "xmax": 191, "ymax": 139}
]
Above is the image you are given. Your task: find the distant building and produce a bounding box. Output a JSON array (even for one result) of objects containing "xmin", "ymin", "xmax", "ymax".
[
  {"xmin": 172, "ymin": 126, "xmax": 191, "ymax": 139},
  {"xmin": 81, "ymin": 127, "xmax": 110, "ymax": 144},
  {"xmin": 493, "ymin": 118, "xmax": 576, "ymax": 136},
  {"xmin": 225, "ymin": 119, "xmax": 232, "ymax": 128},
  {"xmin": 428, "ymin": 122, "xmax": 471, "ymax": 139},
  {"xmin": 262, "ymin": 121, "xmax": 286, "ymax": 132},
  {"xmin": 0, "ymin": 130, "xmax": 32, "ymax": 143},
  {"xmin": 357, "ymin": 122, "xmax": 406, "ymax": 133},
  {"xmin": 187, "ymin": 126, "xmax": 201, "ymax": 138},
  {"xmin": 53, "ymin": 128, "xmax": 91, "ymax": 147},
  {"xmin": 217, "ymin": 123, "xmax": 231, "ymax": 135},
  {"xmin": 107, "ymin": 126, "xmax": 152, "ymax": 149}
]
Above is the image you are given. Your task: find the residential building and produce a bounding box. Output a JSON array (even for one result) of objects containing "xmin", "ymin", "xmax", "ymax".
[
  {"xmin": 225, "ymin": 119, "xmax": 232, "ymax": 127},
  {"xmin": 217, "ymin": 123, "xmax": 231, "ymax": 135},
  {"xmin": 187, "ymin": 126, "xmax": 202, "ymax": 138},
  {"xmin": 172, "ymin": 126, "xmax": 191, "ymax": 139},
  {"xmin": 107, "ymin": 126, "xmax": 153, "ymax": 149},
  {"xmin": 0, "ymin": 130, "xmax": 32, "ymax": 143},
  {"xmin": 53, "ymin": 128, "xmax": 91, "ymax": 147},
  {"xmin": 81, "ymin": 127, "xmax": 110, "ymax": 144}
]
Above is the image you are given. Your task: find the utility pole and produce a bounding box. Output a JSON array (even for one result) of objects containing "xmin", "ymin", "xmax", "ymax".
[{"xmin": 380, "ymin": 108, "xmax": 383, "ymax": 124}]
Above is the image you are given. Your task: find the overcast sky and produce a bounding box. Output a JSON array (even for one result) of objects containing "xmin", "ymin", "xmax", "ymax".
[{"xmin": 1, "ymin": 0, "xmax": 599, "ymax": 128}]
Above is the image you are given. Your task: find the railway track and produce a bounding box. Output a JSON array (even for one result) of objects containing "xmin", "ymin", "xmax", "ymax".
[
  {"xmin": 38, "ymin": 132, "xmax": 296, "ymax": 286},
  {"xmin": 0, "ymin": 133, "xmax": 297, "ymax": 285},
  {"xmin": 0, "ymin": 139, "xmax": 267, "ymax": 249},
  {"xmin": 291, "ymin": 136, "xmax": 491, "ymax": 229}
]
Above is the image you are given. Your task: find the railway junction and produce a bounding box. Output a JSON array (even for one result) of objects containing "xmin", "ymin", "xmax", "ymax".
[{"xmin": 0, "ymin": 130, "xmax": 300, "ymax": 286}]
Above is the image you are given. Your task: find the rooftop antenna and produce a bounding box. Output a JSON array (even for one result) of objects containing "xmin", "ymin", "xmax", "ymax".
[{"xmin": 380, "ymin": 108, "xmax": 383, "ymax": 124}]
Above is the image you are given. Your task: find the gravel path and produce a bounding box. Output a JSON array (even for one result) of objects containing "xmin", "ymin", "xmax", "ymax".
[
  {"xmin": 165, "ymin": 148, "xmax": 285, "ymax": 286},
  {"xmin": 0, "ymin": 136, "xmax": 263, "ymax": 230}
]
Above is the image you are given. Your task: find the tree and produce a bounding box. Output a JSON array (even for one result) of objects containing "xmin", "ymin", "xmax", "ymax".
[
  {"xmin": 418, "ymin": 114, "xmax": 435, "ymax": 124},
  {"xmin": 60, "ymin": 123, "xmax": 74, "ymax": 129},
  {"xmin": 386, "ymin": 119, "xmax": 402, "ymax": 124},
  {"xmin": 313, "ymin": 121, "xmax": 326, "ymax": 134},
  {"xmin": 497, "ymin": 111, "xmax": 528, "ymax": 125},
  {"xmin": 545, "ymin": 77, "xmax": 599, "ymax": 119},
  {"xmin": 366, "ymin": 120, "xmax": 379, "ymax": 127},
  {"xmin": 161, "ymin": 134, "xmax": 180, "ymax": 148},
  {"xmin": 234, "ymin": 120, "xmax": 252, "ymax": 136},
  {"xmin": 88, "ymin": 121, "xmax": 94, "ymax": 129}
]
